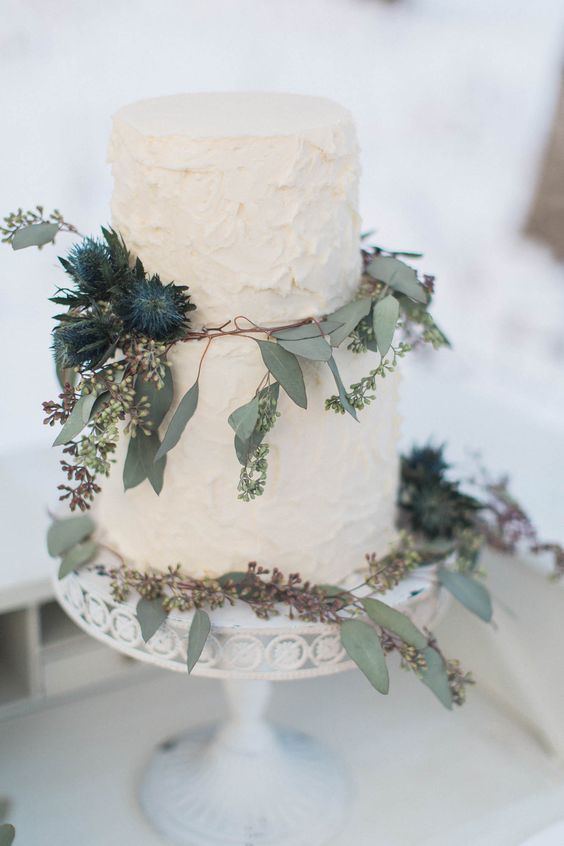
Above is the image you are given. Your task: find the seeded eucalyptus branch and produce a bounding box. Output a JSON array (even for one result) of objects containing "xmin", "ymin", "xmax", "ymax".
[
  {"xmin": 236, "ymin": 381, "xmax": 281, "ymax": 500},
  {"xmin": 325, "ymin": 343, "xmax": 411, "ymax": 414},
  {"xmin": 1, "ymin": 205, "xmax": 80, "ymax": 249},
  {"xmin": 325, "ymin": 244, "xmax": 448, "ymax": 414},
  {"xmin": 106, "ymin": 550, "xmax": 473, "ymax": 706},
  {"xmin": 43, "ymin": 509, "xmax": 473, "ymax": 708}
]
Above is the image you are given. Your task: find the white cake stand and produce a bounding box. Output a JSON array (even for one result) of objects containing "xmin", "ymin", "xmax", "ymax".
[{"xmin": 54, "ymin": 565, "xmax": 441, "ymax": 846}]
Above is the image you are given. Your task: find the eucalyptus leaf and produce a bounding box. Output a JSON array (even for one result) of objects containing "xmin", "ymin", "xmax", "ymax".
[
  {"xmin": 256, "ymin": 341, "xmax": 307, "ymax": 409},
  {"xmin": 155, "ymin": 380, "xmax": 199, "ymax": 461},
  {"xmin": 318, "ymin": 584, "xmax": 353, "ymax": 602},
  {"xmin": 55, "ymin": 362, "xmax": 77, "ymax": 391},
  {"xmin": 12, "ymin": 222, "xmax": 58, "ymax": 250},
  {"xmin": 367, "ymin": 256, "xmax": 427, "ymax": 304},
  {"xmin": 0, "ymin": 824, "xmax": 15, "ymax": 846},
  {"xmin": 372, "ymin": 295, "xmax": 400, "ymax": 357},
  {"xmin": 276, "ymin": 334, "xmax": 332, "ymax": 362},
  {"xmin": 341, "ymin": 618, "xmax": 389, "ymax": 694},
  {"xmin": 47, "ymin": 514, "xmax": 95, "ymax": 557},
  {"xmin": 88, "ymin": 390, "xmax": 110, "ymax": 420},
  {"xmin": 234, "ymin": 431, "xmax": 260, "ymax": 466},
  {"xmin": 124, "ymin": 431, "xmax": 166, "ymax": 495},
  {"xmin": 58, "ymin": 539, "xmax": 97, "ymax": 579},
  {"xmin": 135, "ymin": 366, "xmax": 174, "ymax": 429},
  {"xmin": 419, "ymin": 647, "xmax": 453, "ymax": 709},
  {"xmin": 272, "ymin": 320, "xmax": 342, "ymax": 341},
  {"xmin": 327, "ymin": 356, "xmax": 357, "ymax": 421},
  {"xmin": 438, "ymin": 569, "xmax": 493, "ymax": 622},
  {"xmin": 327, "ymin": 299, "xmax": 372, "ymax": 347},
  {"xmin": 228, "ymin": 396, "xmax": 260, "ymax": 444},
  {"xmin": 147, "ymin": 436, "xmax": 166, "ymax": 495},
  {"xmin": 318, "ymin": 584, "xmax": 347, "ymax": 597},
  {"xmin": 362, "ymin": 597, "xmax": 427, "ymax": 650},
  {"xmin": 187, "ymin": 608, "xmax": 211, "ymax": 673},
  {"xmin": 136, "ymin": 598, "xmax": 168, "ymax": 642},
  {"xmin": 217, "ymin": 571, "xmax": 248, "ymax": 586},
  {"xmin": 232, "ymin": 383, "xmax": 280, "ymax": 466},
  {"xmin": 52, "ymin": 393, "xmax": 99, "ymax": 446}
]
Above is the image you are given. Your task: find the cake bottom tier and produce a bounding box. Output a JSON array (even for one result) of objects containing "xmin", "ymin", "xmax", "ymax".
[{"xmin": 95, "ymin": 338, "xmax": 400, "ymax": 584}]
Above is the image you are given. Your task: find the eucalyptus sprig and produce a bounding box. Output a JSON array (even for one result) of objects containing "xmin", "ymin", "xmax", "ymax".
[{"xmin": 1, "ymin": 205, "xmax": 80, "ymax": 249}]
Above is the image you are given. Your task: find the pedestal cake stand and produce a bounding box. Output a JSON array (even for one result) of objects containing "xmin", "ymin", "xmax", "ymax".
[{"xmin": 54, "ymin": 565, "xmax": 441, "ymax": 846}]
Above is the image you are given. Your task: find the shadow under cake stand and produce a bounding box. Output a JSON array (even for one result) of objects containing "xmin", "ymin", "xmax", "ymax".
[{"xmin": 54, "ymin": 565, "xmax": 441, "ymax": 846}]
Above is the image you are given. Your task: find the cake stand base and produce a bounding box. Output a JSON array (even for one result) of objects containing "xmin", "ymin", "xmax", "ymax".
[
  {"xmin": 139, "ymin": 679, "xmax": 350, "ymax": 846},
  {"xmin": 55, "ymin": 566, "xmax": 441, "ymax": 845}
]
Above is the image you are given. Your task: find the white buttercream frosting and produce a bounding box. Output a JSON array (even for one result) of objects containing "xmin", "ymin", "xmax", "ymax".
[{"xmin": 96, "ymin": 92, "xmax": 401, "ymax": 584}]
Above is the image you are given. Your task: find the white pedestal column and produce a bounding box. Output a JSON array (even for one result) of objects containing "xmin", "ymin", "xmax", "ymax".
[{"xmin": 139, "ymin": 679, "xmax": 350, "ymax": 846}]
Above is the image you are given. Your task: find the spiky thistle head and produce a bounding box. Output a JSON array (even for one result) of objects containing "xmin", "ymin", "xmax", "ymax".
[
  {"xmin": 57, "ymin": 227, "xmax": 134, "ymax": 304},
  {"xmin": 401, "ymin": 445, "xmax": 450, "ymax": 483},
  {"xmin": 114, "ymin": 275, "xmax": 196, "ymax": 341},
  {"xmin": 52, "ymin": 310, "xmax": 118, "ymax": 370},
  {"xmin": 60, "ymin": 237, "xmax": 114, "ymax": 300},
  {"xmin": 399, "ymin": 444, "xmax": 481, "ymax": 539}
]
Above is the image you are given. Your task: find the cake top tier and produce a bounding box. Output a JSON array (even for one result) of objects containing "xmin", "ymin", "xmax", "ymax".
[
  {"xmin": 112, "ymin": 92, "xmax": 353, "ymax": 139},
  {"xmin": 109, "ymin": 91, "xmax": 361, "ymax": 323}
]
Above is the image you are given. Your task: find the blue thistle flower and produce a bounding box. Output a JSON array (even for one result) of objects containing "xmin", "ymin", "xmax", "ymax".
[
  {"xmin": 399, "ymin": 445, "xmax": 481, "ymax": 539},
  {"xmin": 52, "ymin": 312, "xmax": 117, "ymax": 370},
  {"xmin": 115, "ymin": 275, "xmax": 195, "ymax": 341},
  {"xmin": 60, "ymin": 237, "xmax": 116, "ymax": 303},
  {"xmin": 403, "ymin": 445, "xmax": 450, "ymax": 481}
]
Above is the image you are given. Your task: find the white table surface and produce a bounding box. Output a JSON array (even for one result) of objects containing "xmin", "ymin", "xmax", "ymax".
[{"xmin": 2, "ymin": 662, "xmax": 564, "ymax": 846}]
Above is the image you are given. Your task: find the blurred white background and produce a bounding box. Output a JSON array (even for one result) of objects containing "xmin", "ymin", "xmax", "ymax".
[{"xmin": 1, "ymin": 0, "xmax": 563, "ymax": 533}]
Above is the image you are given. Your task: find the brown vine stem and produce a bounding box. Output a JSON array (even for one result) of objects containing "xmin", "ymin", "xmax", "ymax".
[
  {"xmin": 97, "ymin": 541, "xmax": 127, "ymax": 568},
  {"xmin": 255, "ymin": 371, "xmax": 270, "ymax": 394},
  {"xmin": 196, "ymin": 337, "xmax": 213, "ymax": 380},
  {"xmin": 180, "ymin": 315, "xmax": 324, "ymax": 343}
]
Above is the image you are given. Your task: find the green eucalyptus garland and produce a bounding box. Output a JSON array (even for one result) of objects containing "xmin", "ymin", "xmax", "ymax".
[
  {"xmin": 4, "ymin": 208, "xmax": 449, "ymax": 510},
  {"xmin": 45, "ymin": 443, "xmax": 562, "ymax": 709}
]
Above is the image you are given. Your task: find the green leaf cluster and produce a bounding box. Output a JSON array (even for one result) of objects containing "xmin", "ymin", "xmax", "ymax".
[
  {"xmin": 322, "ymin": 252, "xmax": 434, "ymax": 415},
  {"xmin": 256, "ymin": 341, "xmax": 307, "ymax": 409},
  {"xmin": 367, "ymin": 255, "xmax": 428, "ymax": 304},
  {"xmin": 47, "ymin": 514, "xmax": 99, "ymax": 580},
  {"xmin": 123, "ymin": 366, "xmax": 174, "ymax": 494},
  {"xmin": 342, "ymin": 597, "xmax": 455, "ymax": 709}
]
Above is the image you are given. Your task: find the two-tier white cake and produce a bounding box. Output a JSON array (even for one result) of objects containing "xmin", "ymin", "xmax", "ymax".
[{"xmin": 96, "ymin": 92, "xmax": 400, "ymax": 585}]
